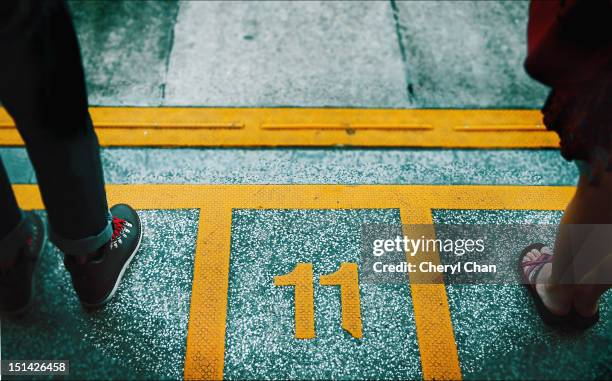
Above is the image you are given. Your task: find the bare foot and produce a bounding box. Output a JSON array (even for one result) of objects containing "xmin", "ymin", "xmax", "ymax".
[{"xmin": 522, "ymin": 246, "xmax": 573, "ymax": 316}]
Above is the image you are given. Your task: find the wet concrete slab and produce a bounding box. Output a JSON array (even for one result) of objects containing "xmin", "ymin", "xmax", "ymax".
[
  {"xmin": 66, "ymin": 1, "xmax": 548, "ymax": 109},
  {"xmin": 163, "ymin": 1, "xmax": 410, "ymax": 107},
  {"xmin": 393, "ymin": 1, "xmax": 549, "ymax": 108},
  {"xmin": 69, "ymin": 0, "xmax": 179, "ymax": 106}
]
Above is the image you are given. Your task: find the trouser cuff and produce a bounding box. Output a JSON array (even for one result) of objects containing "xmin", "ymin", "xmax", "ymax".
[{"xmin": 49, "ymin": 211, "xmax": 113, "ymax": 256}]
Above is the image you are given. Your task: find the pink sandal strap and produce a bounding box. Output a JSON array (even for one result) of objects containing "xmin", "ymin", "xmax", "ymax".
[{"xmin": 521, "ymin": 252, "xmax": 553, "ymax": 285}]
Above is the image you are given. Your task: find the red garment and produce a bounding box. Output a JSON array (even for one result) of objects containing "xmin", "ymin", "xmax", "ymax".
[
  {"xmin": 525, "ymin": 0, "xmax": 612, "ymax": 169},
  {"xmin": 526, "ymin": 0, "xmax": 612, "ymax": 86}
]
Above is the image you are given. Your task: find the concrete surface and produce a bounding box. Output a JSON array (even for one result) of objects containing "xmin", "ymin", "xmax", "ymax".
[
  {"xmin": 68, "ymin": 0, "xmax": 548, "ymax": 108},
  {"xmin": 2, "ymin": 2, "xmax": 610, "ymax": 380},
  {"xmin": 69, "ymin": 1, "xmax": 179, "ymax": 106},
  {"xmin": 164, "ymin": 1, "xmax": 409, "ymax": 107},
  {"xmin": 393, "ymin": 1, "xmax": 549, "ymax": 108},
  {"xmin": 3, "ymin": 210, "xmax": 198, "ymax": 380},
  {"xmin": 0, "ymin": 147, "xmax": 578, "ymax": 186}
]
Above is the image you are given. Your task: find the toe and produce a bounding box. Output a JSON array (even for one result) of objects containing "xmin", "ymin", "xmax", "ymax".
[
  {"xmin": 541, "ymin": 246, "xmax": 553, "ymax": 255},
  {"xmin": 531, "ymin": 249, "xmax": 543, "ymax": 259},
  {"xmin": 523, "ymin": 252, "xmax": 537, "ymax": 266},
  {"xmin": 522, "ymin": 254, "xmax": 530, "ymax": 263},
  {"xmin": 522, "ymin": 253, "xmax": 531, "ymax": 263}
]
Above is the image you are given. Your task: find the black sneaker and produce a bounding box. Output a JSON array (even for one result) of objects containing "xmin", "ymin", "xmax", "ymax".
[
  {"xmin": 0, "ymin": 212, "xmax": 46, "ymax": 316},
  {"xmin": 64, "ymin": 204, "xmax": 142, "ymax": 308}
]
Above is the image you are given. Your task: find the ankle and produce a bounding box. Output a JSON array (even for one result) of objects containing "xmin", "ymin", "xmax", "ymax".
[
  {"xmin": 536, "ymin": 282, "xmax": 573, "ymax": 315},
  {"xmin": 573, "ymin": 285, "xmax": 601, "ymax": 316}
]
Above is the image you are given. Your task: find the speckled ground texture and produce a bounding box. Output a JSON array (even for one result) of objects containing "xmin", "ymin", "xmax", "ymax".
[
  {"xmin": 2, "ymin": 210, "xmax": 198, "ymax": 380},
  {"xmin": 0, "ymin": 147, "xmax": 577, "ymax": 186},
  {"xmin": 67, "ymin": 0, "xmax": 547, "ymax": 107},
  {"xmin": 226, "ymin": 209, "xmax": 421, "ymax": 380},
  {"xmin": 2, "ymin": 0, "xmax": 611, "ymax": 380},
  {"xmin": 434, "ymin": 210, "xmax": 612, "ymax": 380},
  {"xmin": 68, "ymin": 1, "xmax": 179, "ymax": 106},
  {"xmin": 393, "ymin": 1, "xmax": 548, "ymax": 107}
]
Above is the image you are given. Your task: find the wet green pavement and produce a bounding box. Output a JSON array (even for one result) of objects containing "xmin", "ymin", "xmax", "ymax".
[
  {"xmin": 1, "ymin": 1, "xmax": 611, "ymax": 380},
  {"xmin": 2, "ymin": 147, "xmax": 610, "ymax": 380},
  {"xmin": 68, "ymin": 0, "xmax": 546, "ymax": 108},
  {"xmin": 435, "ymin": 210, "xmax": 611, "ymax": 380},
  {"xmin": 0, "ymin": 147, "xmax": 577, "ymax": 186},
  {"xmin": 3, "ymin": 210, "xmax": 198, "ymax": 380}
]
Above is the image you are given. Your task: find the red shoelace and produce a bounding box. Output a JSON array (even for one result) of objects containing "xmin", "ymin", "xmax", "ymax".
[{"xmin": 111, "ymin": 217, "xmax": 127, "ymax": 240}]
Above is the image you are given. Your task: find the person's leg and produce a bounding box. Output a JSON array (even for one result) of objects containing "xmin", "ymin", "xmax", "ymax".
[
  {"xmin": 1, "ymin": 0, "xmax": 143, "ymax": 310},
  {"xmin": 524, "ymin": 169, "xmax": 612, "ymax": 316},
  {"xmin": 0, "ymin": 158, "xmax": 22, "ymax": 239},
  {"xmin": 0, "ymin": 151, "xmax": 47, "ymax": 316},
  {"xmin": 0, "ymin": 0, "xmax": 112, "ymax": 256},
  {"xmin": 567, "ymin": 170, "xmax": 612, "ymax": 316},
  {"xmin": 0, "ymin": 156, "xmax": 25, "ymax": 268}
]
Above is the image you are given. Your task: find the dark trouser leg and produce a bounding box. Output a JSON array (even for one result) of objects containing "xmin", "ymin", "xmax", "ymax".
[
  {"xmin": 0, "ymin": 0, "xmax": 111, "ymax": 256},
  {"xmin": 0, "ymin": 156, "xmax": 22, "ymax": 240},
  {"xmin": 0, "ymin": 156, "xmax": 28, "ymax": 265}
]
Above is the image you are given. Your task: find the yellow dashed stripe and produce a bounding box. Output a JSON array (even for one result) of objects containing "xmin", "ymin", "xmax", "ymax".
[{"xmin": 0, "ymin": 107, "xmax": 557, "ymax": 148}]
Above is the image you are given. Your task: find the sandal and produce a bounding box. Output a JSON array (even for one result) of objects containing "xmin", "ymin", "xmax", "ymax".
[{"xmin": 519, "ymin": 243, "xmax": 573, "ymax": 327}]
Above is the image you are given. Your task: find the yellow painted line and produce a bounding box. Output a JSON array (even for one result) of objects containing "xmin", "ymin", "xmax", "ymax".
[
  {"xmin": 401, "ymin": 207, "xmax": 461, "ymax": 380},
  {"xmin": 13, "ymin": 184, "xmax": 574, "ymax": 380},
  {"xmin": 0, "ymin": 107, "xmax": 558, "ymax": 148},
  {"xmin": 453, "ymin": 124, "xmax": 547, "ymax": 131},
  {"xmin": 91, "ymin": 123, "xmax": 245, "ymax": 129},
  {"xmin": 183, "ymin": 203, "xmax": 233, "ymax": 380},
  {"xmin": 261, "ymin": 123, "xmax": 433, "ymax": 130}
]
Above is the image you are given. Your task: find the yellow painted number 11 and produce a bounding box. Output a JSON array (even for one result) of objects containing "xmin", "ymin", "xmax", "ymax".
[{"xmin": 274, "ymin": 262, "xmax": 363, "ymax": 339}]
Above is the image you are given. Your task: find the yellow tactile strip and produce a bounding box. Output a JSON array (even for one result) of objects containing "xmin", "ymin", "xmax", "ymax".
[
  {"xmin": 13, "ymin": 184, "xmax": 574, "ymax": 380},
  {"xmin": 0, "ymin": 107, "xmax": 558, "ymax": 148}
]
